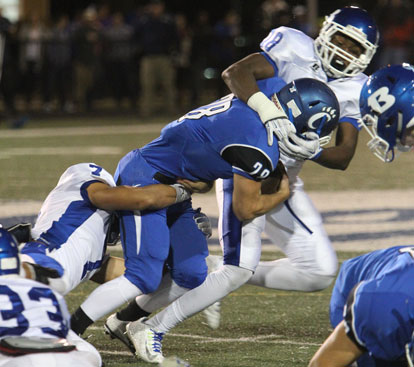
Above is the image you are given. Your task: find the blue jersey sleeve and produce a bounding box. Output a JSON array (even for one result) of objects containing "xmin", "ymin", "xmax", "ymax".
[
  {"xmin": 260, "ymin": 51, "xmax": 279, "ymax": 77},
  {"xmin": 344, "ymin": 279, "xmax": 414, "ymax": 361},
  {"xmin": 222, "ymin": 144, "xmax": 278, "ymax": 181}
]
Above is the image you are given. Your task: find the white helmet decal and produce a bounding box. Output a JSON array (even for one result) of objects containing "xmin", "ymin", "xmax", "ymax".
[
  {"xmin": 307, "ymin": 107, "xmax": 337, "ymax": 129},
  {"xmin": 367, "ymin": 86, "xmax": 396, "ymax": 114}
]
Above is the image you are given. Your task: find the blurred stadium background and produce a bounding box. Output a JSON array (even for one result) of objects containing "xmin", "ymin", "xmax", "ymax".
[{"xmin": 0, "ymin": 0, "xmax": 413, "ymax": 366}]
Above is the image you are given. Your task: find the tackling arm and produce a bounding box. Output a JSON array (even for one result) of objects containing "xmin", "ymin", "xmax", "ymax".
[
  {"xmin": 232, "ymin": 172, "xmax": 289, "ymax": 221},
  {"xmin": 308, "ymin": 321, "xmax": 364, "ymax": 367},
  {"xmin": 312, "ymin": 122, "xmax": 359, "ymax": 170},
  {"xmin": 221, "ymin": 53, "xmax": 275, "ymax": 102},
  {"xmin": 87, "ymin": 182, "xmax": 186, "ymax": 211}
]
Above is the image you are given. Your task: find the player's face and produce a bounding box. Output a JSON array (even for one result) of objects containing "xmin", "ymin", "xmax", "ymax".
[{"xmin": 330, "ymin": 33, "xmax": 363, "ymax": 69}]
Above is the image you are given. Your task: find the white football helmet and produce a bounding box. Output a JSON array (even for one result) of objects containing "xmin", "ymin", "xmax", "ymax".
[{"xmin": 314, "ymin": 7, "xmax": 379, "ymax": 79}]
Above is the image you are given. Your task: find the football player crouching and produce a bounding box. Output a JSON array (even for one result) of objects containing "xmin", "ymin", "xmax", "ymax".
[{"xmin": 0, "ymin": 229, "xmax": 102, "ymax": 367}]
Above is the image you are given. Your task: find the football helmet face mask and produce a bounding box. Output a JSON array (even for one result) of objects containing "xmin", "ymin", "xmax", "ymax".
[
  {"xmin": 0, "ymin": 228, "xmax": 20, "ymax": 276},
  {"xmin": 359, "ymin": 64, "xmax": 414, "ymax": 163},
  {"xmin": 276, "ymin": 78, "xmax": 340, "ymax": 146},
  {"xmin": 406, "ymin": 332, "xmax": 414, "ymax": 367},
  {"xmin": 314, "ymin": 7, "xmax": 379, "ymax": 79}
]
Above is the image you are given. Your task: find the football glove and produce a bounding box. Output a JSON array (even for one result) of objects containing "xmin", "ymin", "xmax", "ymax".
[
  {"xmin": 193, "ymin": 208, "xmax": 212, "ymax": 238},
  {"xmin": 247, "ymin": 91, "xmax": 297, "ymax": 146},
  {"xmin": 23, "ymin": 262, "xmax": 60, "ymax": 285},
  {"xmin": 279, "ymin": 132, "xmax": 322, "ymax": 161},
  {"xmin": 6, "ymin": 222, "xmax": 32, "ymax": 243}
]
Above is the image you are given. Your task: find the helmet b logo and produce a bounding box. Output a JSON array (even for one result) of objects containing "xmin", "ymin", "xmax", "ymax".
[{"xmin": 367, "ymin": 87, "xmax": 395, "ymax": 114}]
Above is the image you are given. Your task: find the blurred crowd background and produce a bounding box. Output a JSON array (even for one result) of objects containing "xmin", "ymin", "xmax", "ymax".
[{"xmin": 0, "ymin": 0, "xmax": 413, "ymax": 126}]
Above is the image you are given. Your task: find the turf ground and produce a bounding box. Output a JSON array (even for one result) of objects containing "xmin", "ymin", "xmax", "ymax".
[{"xmin": 0, "ymin": 115, "xmax": 413, "ymax": 366}]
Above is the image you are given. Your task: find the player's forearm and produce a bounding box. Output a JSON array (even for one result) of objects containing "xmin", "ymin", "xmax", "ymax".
[
  {"xmin": 222, "ymin": 53, "xmax": 275, "ymax": 103},
  {"xmin": 313, "ymin": 145, "xmax": 355, "ymax": 170},
  {"xmin": 222, "ymin": 62, "xmax": 261, "ymax": 103},
  {"xmin": 90, "ymin": 184, "xmax": 178, "ymax": 211},
  {"xmin": 234, "ymin": 191, "xmax": 289, "ymax": 221}
]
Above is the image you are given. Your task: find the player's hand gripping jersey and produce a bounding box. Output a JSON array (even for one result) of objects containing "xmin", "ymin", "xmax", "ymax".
[
  {"xmin": 140, "ymin": 77, "xmax": 286, "ymax": 183},
  {"xmin": 260, "ymin": 26, "xmax": 365, "ymax": 129}
]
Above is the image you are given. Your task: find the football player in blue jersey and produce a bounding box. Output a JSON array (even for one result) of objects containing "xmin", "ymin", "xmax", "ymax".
[
  {"xmin": 88, "ymin": 77, "xmax": 340, "ymax": 364},
  {"xmin": 359, "ymin": 63, "xmax": 414, "ymax": 163},
  {"xmin": 192, "ymin": 7, "xmax": 380, "ymax": 328},
  {"xmin": 0, "ymin": 229, "xmax": 102, "ymax": 367},
  {"xmin": 308, "ymin": 64, "xmax": 414, "ymax": 367},
  {"xmin": 309, "ymin": 246, "xmax": 414, "ymax": 367}
]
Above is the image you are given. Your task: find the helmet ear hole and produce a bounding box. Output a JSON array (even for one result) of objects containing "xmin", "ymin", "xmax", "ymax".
[
  {"xmin": 386, "ymin": 76, "xmax": 396, "ymax": 84},
  {"xmin": 385, "ymin": 116, "xmax": 395, "ymax": 128},
  {"xmin": 309, "ymin": 100, "xmax": 320, "ymax": 108}
]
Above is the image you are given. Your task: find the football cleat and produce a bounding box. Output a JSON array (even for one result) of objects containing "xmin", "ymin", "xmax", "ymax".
[
  {"xmin": 159, "ymin": 356, "xmax": 192, "ymax": 366},
  {"xmin": 203, "ymin": 301, "xmax": 221, "ymax": 330},
  {"xmin": 126, "ymin": 317, "xmax": 165, "ymax": 364},
  {"xmin": 104, "ymin": 313, "xmax": 135, "ymax": 353},
  {"xmin": 203, "ymin": 254, "xmax": 223, "ymax": 329}
]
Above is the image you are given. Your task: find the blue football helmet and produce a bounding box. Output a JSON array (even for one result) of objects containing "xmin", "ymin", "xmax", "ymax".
[
  {"xmin": 0, "ymin": 228, "xmax": 20, "ymax": 276},
  {"xmin": 359, "ymin": 64, "xmax": 414, "ymax": 162},
  {"xmin": 315, "ymin": 6, "xmax": 379, "ymax": 78},
  {"xmin": 276, "ymin": 78, "xmax": 340, "ymax": 146}
]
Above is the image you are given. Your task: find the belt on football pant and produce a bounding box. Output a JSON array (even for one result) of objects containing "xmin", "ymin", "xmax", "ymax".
[{"xmin": 153, "ymin": 172, "xmax": 176, "ymax": 185}]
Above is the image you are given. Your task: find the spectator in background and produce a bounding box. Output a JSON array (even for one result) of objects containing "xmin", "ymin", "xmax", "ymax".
[
  {"xmin": 135, "ymin": 0, "xmax": 178, "ymax": 117},
  {"xmin": 103, "ymin": 12, "xmax": 135, "ymax": 109},
  {"xmin": 18, "ymin": 13, "xmax": 47, "ymax": 111},
  {"xmin": 211, "ymin": 9, "xmax": 241, "ymax": 98},
  {"xmin": 0, "ymin": 8, "xmax": 21, "ymax": 127},
  {"xmin": 173, "ymin": 13, "xmax": 192, "ymax": 113},
  {"xmin": 72, "ymin": 6, "xmax": 103, "ymax": 112},
  {"xmin": 97, "ymin": 3, "xmax": 113, "ymax": 29},
  {"xmin": 189, "ymin": 10, "xmax": 213, "ymax": 107},
  {"xmin": 43, "ymin": 15, "xmax": 74, "ymax": 113},
  {"xmin": 289, "ymin": 5, "xmax": 314, "ymax": 37},
  {"xmin": 254, "ymin": 0, "xmax": 290, "ymax": 42},
  {"xmin": 376, "ymin": 0, "xmax": 414, "ymax": 67}
]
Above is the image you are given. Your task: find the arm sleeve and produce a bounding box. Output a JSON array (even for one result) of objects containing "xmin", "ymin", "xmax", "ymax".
[{"xmin": 221, "ymin": 145, "xmax": 276, "ymax": 181}]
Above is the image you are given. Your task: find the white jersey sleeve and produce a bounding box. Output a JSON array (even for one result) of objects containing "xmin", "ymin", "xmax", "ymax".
[
  {"xmin": 31, "ymin": 163, "xmax": 114, "ymax": 244},
  {"xmin": 56, "ymin": 163, "xmax": 116, "ymax": 189},
  {"xmin": 260, "ymin": 27, "xmax": 326, "ymax": 83},
  {"xmin": 327, "ymin": 74, "xmax": 368, "ymax": 122},
  {"xmin": 260, "ymin": 26, "xmax": 366, "ymax": 123},
  {"xmin": 0, "ymin": 276, "xmax": 70, "ymax": 340}
]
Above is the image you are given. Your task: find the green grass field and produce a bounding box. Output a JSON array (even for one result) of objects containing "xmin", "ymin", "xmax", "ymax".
[{"xmin": 1, "ymin": 115, "xmax": 412, "ymax": 366}]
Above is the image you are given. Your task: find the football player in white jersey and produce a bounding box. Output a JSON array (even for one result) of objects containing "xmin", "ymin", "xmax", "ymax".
[
  {"xmin": 0, "ymin": 229, "xmax": 102, "ymax": 367},
  {"xmin": 19, "ymin": 162, "xmax": 196, "ymax": 296},
  {"xmin": 200, "ymin": 6, "xmax": 379, "ymax": 326}
]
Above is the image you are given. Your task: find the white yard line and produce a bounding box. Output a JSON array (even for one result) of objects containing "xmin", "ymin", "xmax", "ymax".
[
  {"xmin": 0, "ymin": 124, "xmax": 165, "ymax": 139},
  {"xmin": 0, "ymin": 146, "xmax": 123, "ymax": 159}
]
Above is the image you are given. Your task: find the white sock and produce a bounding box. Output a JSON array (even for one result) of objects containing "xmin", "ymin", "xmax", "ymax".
[
  {"xmin": 135, "ymin": 273, "xmax": 189, "ymax": 312},
  {"xmin": 248, "ymin": 258, "xmax": 334, "ymax": 291},
  {"xmin": 146, "ymin": 265, "xmax": 252, "ymax": 333},
  {"xmin": 81, "ymin": 275, "xmax": 142, "ymax": 321}
]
